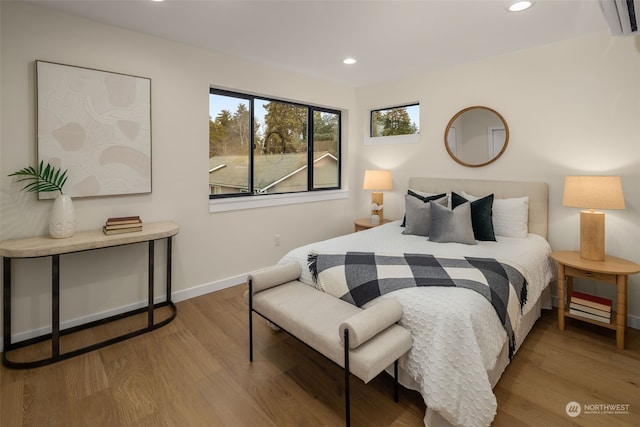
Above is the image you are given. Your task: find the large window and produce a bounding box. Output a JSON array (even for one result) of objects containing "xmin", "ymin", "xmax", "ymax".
[
  {"xmin": 370, "ymin": 104, "xmax": 419, "ymax": 137},
  {"xmin": 209, "ymin": 89, "xmax": 341, "ymax": 198}
]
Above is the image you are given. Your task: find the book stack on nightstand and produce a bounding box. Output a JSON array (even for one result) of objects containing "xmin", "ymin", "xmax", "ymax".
[
  {"xmin": 569, "ymin": 291, "xmax": 612, "ymax": 324},
  {"xmin": 103, "ymin": 216, "xmax": 143, "ymax": 235}
]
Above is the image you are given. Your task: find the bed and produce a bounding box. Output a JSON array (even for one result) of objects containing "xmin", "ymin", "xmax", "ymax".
[{"xmin": 278, "ymin": 177, "xmax": 555, "ymax": 427}]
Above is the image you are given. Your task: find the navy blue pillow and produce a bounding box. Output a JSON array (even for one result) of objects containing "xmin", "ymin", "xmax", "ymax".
[
  {"xmin": 401, "ymin": 191, "xmax": 447, "ymax": 227},
  {"xmin": 451, "ymin": 192, "xmax": 496, "ymax": 241}
]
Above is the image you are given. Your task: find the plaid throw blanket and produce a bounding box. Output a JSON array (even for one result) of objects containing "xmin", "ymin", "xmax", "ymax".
[{"xmin": 308, "ymin": 252, "xmax": 528, "ymax": 359}]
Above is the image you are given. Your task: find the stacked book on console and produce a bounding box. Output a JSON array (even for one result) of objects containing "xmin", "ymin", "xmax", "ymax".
[
  {"xmin": 569, "ymin": 291, "xmax": 612, "ymax": 324},
  {"xmin": 103, "ymin": 216, "xmax": 143, "ymax": 235}
]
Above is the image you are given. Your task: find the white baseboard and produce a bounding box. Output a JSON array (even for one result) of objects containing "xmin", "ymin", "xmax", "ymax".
[
  {"xmin": 0, "ymin": 274, "xmax": 246, "ymax": 350},
  {"xmin": 172, "ymin": 273, "xmax": 246, "ymax": 303},
  {"xmin": 3, "ymin": 279, "xmax": 638, "ymax": 351}
]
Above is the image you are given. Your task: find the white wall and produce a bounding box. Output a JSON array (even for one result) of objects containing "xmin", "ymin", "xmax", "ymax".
[
  {"xmin": 2, "ymin": 2, "xmax": 639, "ymax": 343},
  {"xmin": 356, "ymin": 33, "xmax": 640, "ymax": 321},
  {"xmin": 0, "ymin": 2, "xmax": 358, "ymax": 339}
]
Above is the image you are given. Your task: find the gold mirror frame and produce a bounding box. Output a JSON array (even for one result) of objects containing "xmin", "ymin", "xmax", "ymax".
[{"xmin": 444, "ymin": 106, "xmax": 509, "ymax": 167}]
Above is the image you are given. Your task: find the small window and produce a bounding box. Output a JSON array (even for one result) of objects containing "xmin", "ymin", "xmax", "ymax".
[{"xmin": 370, "ymin": 104, "xmax": 419, "ymax": 137}]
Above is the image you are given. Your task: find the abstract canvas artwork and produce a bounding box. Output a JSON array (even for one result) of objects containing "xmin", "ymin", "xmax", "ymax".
[{"xmin": 36, "ymin": 60, "xmax": 151, "ymax": 198}]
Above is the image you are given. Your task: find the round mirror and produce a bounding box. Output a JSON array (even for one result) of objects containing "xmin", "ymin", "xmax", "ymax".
[{"xmin": 444, "ymin": 106, "xmax": 509, "ymax": 167}]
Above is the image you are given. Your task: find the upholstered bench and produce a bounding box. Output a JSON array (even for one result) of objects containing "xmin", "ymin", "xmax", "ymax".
[{"xmin": 247, "ymin": 262, "xmax": 413, "ymax": 427}]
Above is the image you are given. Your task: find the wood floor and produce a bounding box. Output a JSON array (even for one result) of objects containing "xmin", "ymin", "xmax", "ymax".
[{"xmin": 1, "ymin": 284, "xmax": 639, "ymax": 427}]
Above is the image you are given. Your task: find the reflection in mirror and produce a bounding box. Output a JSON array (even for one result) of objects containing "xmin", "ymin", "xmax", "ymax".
[{"xmin": 444, "ymin": 106, "xmax": 509, "ymax": 167}]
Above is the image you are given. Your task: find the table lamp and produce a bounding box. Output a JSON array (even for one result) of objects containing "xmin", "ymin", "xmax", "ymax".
[
  {"xmin": 562, "ymin": 176, "xmax": 625, "ymax": 261},
  {"xmin": 363, "ymin": 170, "xmax": 392, "ymax": 224}
]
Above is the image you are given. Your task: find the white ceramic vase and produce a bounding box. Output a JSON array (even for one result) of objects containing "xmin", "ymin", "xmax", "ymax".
[{"xmin": 49, "ymin": 194, "xmax": 75, "ymax": 239}]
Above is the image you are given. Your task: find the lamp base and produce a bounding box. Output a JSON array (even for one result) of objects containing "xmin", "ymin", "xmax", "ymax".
[
  {"xmin": 580, "ymin": 210, "xmax": 605, "ymax": 261},
  {"xmin": 370, "ymin": 192, "xmax": 384, "ymax": 221}
]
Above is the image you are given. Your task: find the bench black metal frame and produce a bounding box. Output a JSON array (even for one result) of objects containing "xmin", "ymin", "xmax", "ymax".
[{"xmin": 248, "ymin": 279, "xmax": 401, "ymax": 427}]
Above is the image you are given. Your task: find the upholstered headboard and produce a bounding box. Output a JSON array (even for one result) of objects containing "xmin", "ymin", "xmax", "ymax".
[{"xmin": 407, "ymin": 177, "xmax": 549, "ymax": 239}]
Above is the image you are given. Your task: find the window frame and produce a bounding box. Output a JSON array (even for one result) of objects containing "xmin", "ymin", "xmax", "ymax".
[{"xmin": 209, "ymin": 88, "xmax": 342, "ymax": 200}]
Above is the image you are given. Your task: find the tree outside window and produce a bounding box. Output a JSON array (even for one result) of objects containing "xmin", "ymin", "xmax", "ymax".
[{"xmin": 371, "ymin": 104, "xmax": 419, "ymax": 137}]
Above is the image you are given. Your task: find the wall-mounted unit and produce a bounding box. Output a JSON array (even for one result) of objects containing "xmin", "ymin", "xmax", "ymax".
[{"xmin": 599, "ymin": 0, "xmax": 638, "ymax": 35}]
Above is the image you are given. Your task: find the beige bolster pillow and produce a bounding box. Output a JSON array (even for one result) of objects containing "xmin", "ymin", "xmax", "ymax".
[
  {"xmin": 339, "ymin": 299, "xmax": 403, "ymax": 349},
  {"xmin": 248, "ymin": 262, "xmax": 302, "ymax": 294}
]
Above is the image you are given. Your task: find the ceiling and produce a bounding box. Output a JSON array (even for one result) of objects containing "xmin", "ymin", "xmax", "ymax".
[{"xmin": 24, "ymin": 0, "xmax": 609, "ymax": 87}]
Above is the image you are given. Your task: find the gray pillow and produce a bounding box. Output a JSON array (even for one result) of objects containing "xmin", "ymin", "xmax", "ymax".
[
  {"xmin": 429, "ymin": 200, "xmax": 477, "ymax": 245},
  {"xmin": 402, "ymin": 194, "xmax": 448, "ymax": 236}
]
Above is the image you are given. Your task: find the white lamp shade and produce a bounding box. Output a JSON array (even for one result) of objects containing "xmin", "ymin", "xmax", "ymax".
[
  {"xmin": 562, "ymin": 175, "xmax": 625, "ymax": 261},
  {"xmin": 562, "ymin": 176, "xmax": 625, "ymax": 210},
  {"xmin": 363, "ymin": 170, "xmax": 392, "ymax": 191}
]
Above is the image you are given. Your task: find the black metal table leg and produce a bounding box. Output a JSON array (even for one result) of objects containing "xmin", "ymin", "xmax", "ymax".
[
  {"xmin": 52, "ymin": 254, "xmax": 60, "ymax": 358},
  {"xmin": 148, "ymin": 240, "xmax": 155, "ymax": 327},
  {"xmin": 3, "ymin": 257, "xmax": 12, "ymax": 354},
  {"xmin": 166, "ymin": 237, "xmax": 172, "ymax": 303}
]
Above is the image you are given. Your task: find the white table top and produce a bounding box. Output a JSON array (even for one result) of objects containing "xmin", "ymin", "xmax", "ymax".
[{"xmin": 0, "ymin": 221, "xmax": 179, "ymax": 258}]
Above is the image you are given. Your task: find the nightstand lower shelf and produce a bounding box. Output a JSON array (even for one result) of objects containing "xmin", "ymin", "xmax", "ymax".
[{"xmin": 564, "ymin": 309, "xmax": 617, "ymax": 331}]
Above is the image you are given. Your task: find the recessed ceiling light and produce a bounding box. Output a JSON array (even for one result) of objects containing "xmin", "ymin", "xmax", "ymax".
[
  {"xmin": 343, "ymin": 58, "xmax": 357, "ymax": 65},
  {"xmin": 507, "ymin": 1, "xmax": 534, "ymax": 12}
]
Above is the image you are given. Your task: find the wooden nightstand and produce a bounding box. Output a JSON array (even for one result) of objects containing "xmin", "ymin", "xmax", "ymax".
[
  {"xmin": 552, "ymin": 250, "xmax": 640, "ymax": 349},
  {"xmin": 354, "ymin": 217, "xmax": 392, "ymax": 232}
]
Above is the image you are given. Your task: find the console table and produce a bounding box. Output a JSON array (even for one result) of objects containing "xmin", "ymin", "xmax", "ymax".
[{"xmin": 1, "ymin": 221, "xmax": 179, "ymax": 369}]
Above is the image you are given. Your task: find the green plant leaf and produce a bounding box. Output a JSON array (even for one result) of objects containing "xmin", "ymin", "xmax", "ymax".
[{"xmin": 8, "ymin": 161, "xmax": 68, "ymax": 194}]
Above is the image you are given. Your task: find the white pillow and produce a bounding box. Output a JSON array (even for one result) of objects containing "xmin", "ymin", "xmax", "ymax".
[{"xmin": 461, "ymin": 191, "xmax": 529, "ymax": 238}]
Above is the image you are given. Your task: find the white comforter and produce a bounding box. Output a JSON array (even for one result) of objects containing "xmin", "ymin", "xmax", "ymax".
[{"xmin": 278, "ymin": 221, "xmax": 554, "ymax": 427}]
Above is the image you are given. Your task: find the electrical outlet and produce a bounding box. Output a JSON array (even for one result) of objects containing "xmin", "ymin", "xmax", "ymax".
[{"xmin": 274, "ymin": 234, "xmax": 281, "ymax": 247}]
